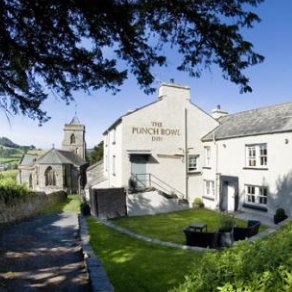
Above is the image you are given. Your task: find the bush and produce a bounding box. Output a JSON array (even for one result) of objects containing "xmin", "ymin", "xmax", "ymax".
[
  {"xmin": 193, "ymin": 197, "xmax": 204, "ymax": 208},
  {"xmin": 275, "ymin": 208, "xmax": 286, "ymax": 217},
  {"xmin": 173, "ymin": 222, "xmax": 292, "ymax": 291},
  {"xmin": 0, "ymin": 177, "xmax": 31, "ymax": 206}
]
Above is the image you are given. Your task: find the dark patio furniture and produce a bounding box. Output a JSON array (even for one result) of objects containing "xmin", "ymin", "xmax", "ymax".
[
  {"xmin": 233, "ymin": 220, "xmax": 261, "ymax": 241},
  {"xmin": 188, "ymin": 223, "xmax": 208, "ymax": 232},
  {"xmin": 183, "ymin": 227, "xmax": 219, "ymax": 248}
]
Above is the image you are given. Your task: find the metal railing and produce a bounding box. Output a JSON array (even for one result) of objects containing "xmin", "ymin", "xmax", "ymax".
[{"xmin": 130, "ymin": 173, "xmax": 185, "ymax": 199}]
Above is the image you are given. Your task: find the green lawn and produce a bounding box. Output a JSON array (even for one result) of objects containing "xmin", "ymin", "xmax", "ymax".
[
  {"xmin": 87, "ymin": 217, "xmax": 203, "ymax": 292},
  {"xmin": 40, "ymin": 194, "xmax": 81, "ymax": 215},
  {"xmin": 112, "ymin": 208, "xmax": 253, "ymax": 244}
]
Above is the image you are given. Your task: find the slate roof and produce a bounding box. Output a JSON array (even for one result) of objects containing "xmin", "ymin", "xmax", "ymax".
[
  {"xmin": 70, "ymin": 114, "xmax": 81, "ymax": 125},
  {"xmin": 86, "ymin": 160, "xmax": 106, "ymax": 187},
  {"xmin": 36, "ymin": 148, "xmax": 87, "ymax": 166},
  {"xmin": 19, "ymin": 154, "xmax": 39, "ymax": 166},
  {"xmin": 202, "ymin": 102, "xmax": 292, "ymax": 141}
]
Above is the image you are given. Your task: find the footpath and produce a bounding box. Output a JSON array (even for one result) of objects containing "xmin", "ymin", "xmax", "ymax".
[{"xmin": 0, "ymin": 212, "xmax": 89, "ymax": 291}]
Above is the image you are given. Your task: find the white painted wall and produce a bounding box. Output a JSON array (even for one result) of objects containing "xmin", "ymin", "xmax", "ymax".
[
  {"xmin": 203, "ymin": 132, "xmax": 292, "ymax": 215},
  {"xmin": 101, "ymin": 83, "xmax": 218, "ymax": 204}
]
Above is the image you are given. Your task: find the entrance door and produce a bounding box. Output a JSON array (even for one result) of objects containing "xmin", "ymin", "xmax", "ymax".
[
  {"xmin": 220, "ymin": 177, "xmax": 238, "ymax": 212},
  {"xmin": 131, "ymin": 155, "xmax": 148, "ymax": 188}
]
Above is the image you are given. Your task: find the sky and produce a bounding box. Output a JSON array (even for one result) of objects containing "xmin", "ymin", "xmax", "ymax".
[{"xmin": 1, "ymin": 0, "xmax": 292, "ymax": 149}]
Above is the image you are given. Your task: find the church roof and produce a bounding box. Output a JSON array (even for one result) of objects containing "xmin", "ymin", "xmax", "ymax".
[
  {"xmin": 36, "ymin": 148, "xmax": 86, "ymax": 166},
  {"xmin": 202, "ymin": 102, "xmax": 292, "ymax": 141},
  {"xmin": 70, "ymin": 114, "xmax": 81, "ymax": 125},
  {"xmin": 19, "ymin": 153, "xmax": 39, "ymax": 166}
]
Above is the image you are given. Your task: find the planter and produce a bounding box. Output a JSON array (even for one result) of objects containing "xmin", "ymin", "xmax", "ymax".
[
  {"xmin": 80, "ymin": 203, "xmax": 91, "ymax": 216},
  {"xmin": 274, "ymin": 214, "xmax": 288, "ymax": 224},
  {"xmin": 219, "ymin": 231, "xmax": 234, "ymax": 247}
]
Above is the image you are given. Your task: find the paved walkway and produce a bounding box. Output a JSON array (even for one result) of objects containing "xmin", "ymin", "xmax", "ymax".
[{"xmin": 0, "ymin": 212, "xmax": 89, "ymax": 291}]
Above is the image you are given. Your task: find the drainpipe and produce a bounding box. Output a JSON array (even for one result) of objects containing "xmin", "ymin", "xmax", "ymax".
[{"xmin": 185, "ymin": 108, "xmax": 188, "ymax": 202}]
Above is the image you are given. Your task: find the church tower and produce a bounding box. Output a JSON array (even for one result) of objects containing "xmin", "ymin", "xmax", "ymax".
[{"xmin": 62, "ymin": 114, "xmax": 86, "ymax": 160}]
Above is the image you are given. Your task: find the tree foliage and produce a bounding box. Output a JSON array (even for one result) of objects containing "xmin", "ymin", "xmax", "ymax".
[
  {"xmin": 88, "ymin": 141, "xmax": 104, "ymax": 164},
  {"xmin": 0, "ymin": 0, "xmax": 264, "ymax": 123}
]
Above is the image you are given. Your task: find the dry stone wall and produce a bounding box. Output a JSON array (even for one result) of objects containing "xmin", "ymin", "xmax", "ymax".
[{"xmin": 0, "ymin": 191, "xmax": 67, "ymax": 224}]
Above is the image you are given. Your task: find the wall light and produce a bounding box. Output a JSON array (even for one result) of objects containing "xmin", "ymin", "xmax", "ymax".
[{"xmin": 285, "ymin": 139, "xmax": 289, "ymax": 144}]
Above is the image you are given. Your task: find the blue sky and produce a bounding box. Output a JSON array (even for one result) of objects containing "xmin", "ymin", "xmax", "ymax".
[{"xmin": 1, "ymin": 0, "xmax": 292, "ymax": 149}]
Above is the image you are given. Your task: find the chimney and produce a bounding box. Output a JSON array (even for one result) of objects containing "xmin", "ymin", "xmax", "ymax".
[
  {"xmin": 212, "ymin": 105, "xmax": 228, "ymax": 119},
  {"xmin": 158, "ymin": 82, "xmax": 190, "ymax": 101}
]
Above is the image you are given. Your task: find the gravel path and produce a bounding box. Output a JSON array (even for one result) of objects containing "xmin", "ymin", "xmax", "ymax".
[{"xmin": 0, "ymin": 212, "xmax": 90, "ymax": 291}]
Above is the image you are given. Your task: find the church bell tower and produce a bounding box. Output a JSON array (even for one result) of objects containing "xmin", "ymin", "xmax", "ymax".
[{"xmin": 62, "ymin": 114, "xmax": 86, "ymax": 160}]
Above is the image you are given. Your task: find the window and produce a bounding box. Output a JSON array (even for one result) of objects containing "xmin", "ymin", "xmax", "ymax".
[
  {"xmin": 112, "ymin": 155, "xmax": 116, "ymax": 175},
  {"xmin": 245, "ymin": 185, "xmax": 268, "ymax": 205},
  {"xmin": 45, "ymin": 166, "xmax": 56, "ymax": 186},
  {"xmin": 188, "ymin": 155, "xmax": 199, "ymax": 172},
  {"xmin": 204, "ymin": 147, "xmax": 211, "ymax": 167},
  {"xmin": 246, "ymin": 143, "xmax": 267, "ymax": 167},
  {"xmin": 105, "ymin": 155, "xmax": 108, "ymax": 171},
  {"xmin": 112, "ymin": 128, "xmax": 116, "ymax": 144},
  {"xmin": 204, "ymin": 180, "xmax": 215, "ymax": 197},
  {"xmin": 70, "ymin": 134, "xmax": 76, "ymax": 144}
]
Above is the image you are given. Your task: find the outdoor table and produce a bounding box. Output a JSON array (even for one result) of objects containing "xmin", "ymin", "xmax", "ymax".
[{"xmin": 188, "ymin": 223, "xmax": 208, "ymax": 232}]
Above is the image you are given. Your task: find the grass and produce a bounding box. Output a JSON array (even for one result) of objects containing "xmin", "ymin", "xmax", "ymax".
[
  {"xmin": 0, "ymin": 169, "xmax": 18, "ymax": 181},
  {"xmin": 112, "ymin": 208, "xmax": 266, "ymax": 244},
  {"xmin": 87, "ymin": 217, "xmax": 203, "ymax": 292},
  {"xmin": 40, "ymin": 194, "xmax": 81, "ymax": 215}
]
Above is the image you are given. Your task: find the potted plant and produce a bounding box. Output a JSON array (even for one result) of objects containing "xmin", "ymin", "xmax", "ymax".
[
  {"xmin": 274, "ymin": 208, "xmax": 288, "ymax": 224},
  {"xmin": 218, "ymin": 213, "xmax": 235, "ymax": 247},
  {"xmin": 128, "ymin": 178, "xmax": 137, "ymax": 193},
  {"xmin": 80, "ymin": 198, "xmax": 91, "ymax": 216},
  {"xmin": 192, "ymin": 197, "xmax": 204, "ymax": 209}
]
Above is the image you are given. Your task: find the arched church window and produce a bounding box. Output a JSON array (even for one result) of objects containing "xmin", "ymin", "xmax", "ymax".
[
  {"xmin": 70, "ymin": 134, "xmax": 76, "ymax": 144},
  {"xmin": 45, "ymin": 166, "xmax": 56, "ymax": 186}
]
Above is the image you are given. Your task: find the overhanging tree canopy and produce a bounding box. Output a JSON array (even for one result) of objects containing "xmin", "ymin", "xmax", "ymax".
[{"xmin": 0, "ymin": 0, "xmax": 264, "ymax": 123}]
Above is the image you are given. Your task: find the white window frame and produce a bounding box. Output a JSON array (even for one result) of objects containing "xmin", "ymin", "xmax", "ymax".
[
  {"xmin": 112, "ymin": 155, "xmax": 116, "ymax": 176},
  {"xmin": 246, "ymin": 143, "xmax": 267, "ymax": 168},
  {"xmin": 245, "ymin": 184, "xmax": 268, "ymax": 206},
  {"xmin": 112, "ymin": 128, "xmax": 116, "ymax": 144},
  {"xmin": 204, "ymin": 146, "xmax": 211, "ymax": 167},
  {"xmin": 188, "ymin": 155, "xmax": 199, "ymax": 172},
  {"xmin": 204, "ymin": 180, "xmax": 215, "ymax": 197}
]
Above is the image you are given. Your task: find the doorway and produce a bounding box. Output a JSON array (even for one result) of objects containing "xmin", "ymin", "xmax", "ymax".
[
  {"xmin": 220, "ymin": 176, "xmax": 239, "ymax": 212},
  {"xmin": 130, "ymin": 154, "xmax": 149, "ymax": 188}
]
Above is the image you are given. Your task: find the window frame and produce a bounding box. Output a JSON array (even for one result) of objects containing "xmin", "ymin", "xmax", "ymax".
[
  {"xmin": 204, "ymin": 146, "xmax": 211, "ymax": 167},
  {"xmin": 204, "ymin": 179, "xmax": 215, "ymax": 198},
  {"xmin": 246, "ymin": 143, "xmax": 268, "ymax": 168},
  {"xmin": 245, "ymin": 184, "xmax": 268, "ymax": 206},
  {"xmin": 188, "ymin": 155, "xmax": 199, "ymax": 172}
]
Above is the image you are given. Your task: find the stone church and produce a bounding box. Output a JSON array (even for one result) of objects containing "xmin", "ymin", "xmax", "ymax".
[{"xmin": 18, "ymin": 115, "xmax": 88, "ymax": 194}]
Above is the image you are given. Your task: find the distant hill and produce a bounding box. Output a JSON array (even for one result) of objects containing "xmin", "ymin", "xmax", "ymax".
[
  {"xmin": 0, "ymin": 137, "xmax": 36, "ymax": 150},
  {"xmin": 0, "ymin": 137, "xmax": 37, "ymax": 169}
]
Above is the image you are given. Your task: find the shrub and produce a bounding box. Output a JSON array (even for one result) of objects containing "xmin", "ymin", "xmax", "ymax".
[
  {"xmin": 173, "ymin": 222, "xmax": 292, "ymax": 291},
  {"xmin": 193, "ymin": 197, "xmax": 204, "ymax": 208},
  {"xmin": 0, "ymin": 177, "xmax": 31, "ymax": 206},
  {"xmin": 218, "ymin": 213, "xmax": 235, "ymax": 232},
  {"xmin": 275, "ymin": 208, "xmax": 286, "ymax": 217}
]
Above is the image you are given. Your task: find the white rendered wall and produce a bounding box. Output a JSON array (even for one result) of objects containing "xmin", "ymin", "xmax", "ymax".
[
  {"xmin": 203, "ymin": 132, "xmax": 292, "ymax": 215},
  {"xmin": 102, "ymin": 83, "xmax": 219, "ymax": 203}
]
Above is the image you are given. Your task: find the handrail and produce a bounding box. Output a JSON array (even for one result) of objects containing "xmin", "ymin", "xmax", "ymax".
[{"xmin": 131, "ymin": 173, "xmax": 185, "ymax": 199}]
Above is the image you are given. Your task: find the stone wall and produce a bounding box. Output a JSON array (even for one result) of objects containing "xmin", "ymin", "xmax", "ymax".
[{"xmin": 0, "ymin": 191, "xmax": 67, "ymax": 224}]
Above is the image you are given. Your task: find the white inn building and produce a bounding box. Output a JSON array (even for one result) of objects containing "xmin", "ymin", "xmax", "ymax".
[{"xmin": 90, "ymin": 82, "xmax": 292, "ymax": 217}]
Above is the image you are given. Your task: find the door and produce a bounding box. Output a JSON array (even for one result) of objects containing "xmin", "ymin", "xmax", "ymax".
[
  {"xmin": 220, "ymin": 177, "xmax": 238, "ymax": 212},
  {"xmin": 131, "ymin": 155, "xmax": 148, "ymax": 188}
]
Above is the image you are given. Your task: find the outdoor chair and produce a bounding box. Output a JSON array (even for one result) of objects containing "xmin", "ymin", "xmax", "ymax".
[
  {"xmin": 183, "ymin": 227, "xmax": 219, "ymax": 249},
  {"xmin": 233, "ymin": 220, "xmax": 261, "ymax": 241}
]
